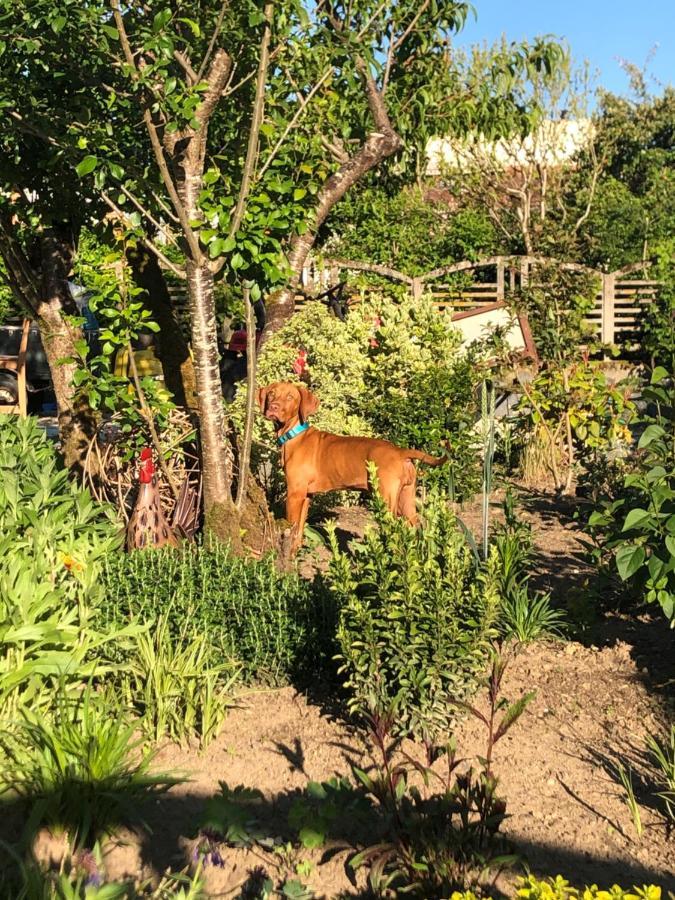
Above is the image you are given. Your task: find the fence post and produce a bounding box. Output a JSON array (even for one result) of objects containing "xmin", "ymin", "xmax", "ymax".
[
  {"xmin": 496, "ymin": 259, "xmax": 505, "ymax": 301},
  {"xmin": 520, "ymin": 257, "xmax": 529, "ymax": 287},
  {"xmin": 601, "ymin": 273, "xmax": 615, "ymax": 345}
]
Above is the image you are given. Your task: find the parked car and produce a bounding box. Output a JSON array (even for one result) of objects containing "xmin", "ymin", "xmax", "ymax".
[{"xmin": 0, "ymin": 318, "xmax": 55, "ymax": 412}]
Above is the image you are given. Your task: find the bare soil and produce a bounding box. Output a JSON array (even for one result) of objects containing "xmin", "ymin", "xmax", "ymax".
[{"xmin": 34, "ymin": 491, "xmax": 675, "ymax": 895}]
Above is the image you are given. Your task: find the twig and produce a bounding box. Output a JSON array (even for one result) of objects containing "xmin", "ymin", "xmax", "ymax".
[
  {"xmin": 235, "ymin": 282, "xmax": 257, "ymax": 509},
  {"xmin": 101, "ymin": 192, "xmax": 187, "ymax": 280},
  {"xmin": 257, "ymin": 66, "xmax": 333, "ymax": 182},
  {"xmin": 226, "ymin": 2, "xmax": 273, "ymax": 242}
]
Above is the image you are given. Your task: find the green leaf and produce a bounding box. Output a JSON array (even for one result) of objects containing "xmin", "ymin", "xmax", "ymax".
[
  {"xmin": 666, "ymin": 535, "xmax": 675, "ymax": 559},
  {"xmin": 621, "ymin": 508, "xmax": 651, "ymax": 532},
  {"xmin": 615, "ymin": 544, "xmax": 646, "ymax": 581},
  {"xmin": 75, "ymin": 155, "xmax": 98, "ymax": 177},
  {"xmin": 298, "ymin": 824, "xmax": 325, "ymax": 848},
  {"xmin": 101, "ymin": 24, "xmax": 119, "ymax": 40},
  {"xmin": 651, "ymin": 366, "xmax": 669, "ymax": 384},
  {"xmin": 152, "ymin": 8, "xmax": 172, "ymax": 33},
  {"xmin": 51, "ymin": 15, "xmax": 67, "ymax": 34},
  {"xmin": 638, "ymin": 424, "xmax": 666, "ymax": 449}
]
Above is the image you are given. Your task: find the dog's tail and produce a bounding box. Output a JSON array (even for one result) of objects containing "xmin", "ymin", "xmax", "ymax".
[{"xmin": 406, "ymin": 448, "xmax": 447, "ymax": 467}]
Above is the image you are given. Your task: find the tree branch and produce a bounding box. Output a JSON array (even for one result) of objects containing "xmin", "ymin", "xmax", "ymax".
[
  {"xmin": 174, "ymin": 50, "xmax": 199, "ymax": 85},
  {"xmin": 111, "ymin": 0, "xmax": 202, "ymax": 262},
  {"xmin": 101, "ymin": 192, "xmax": 187, "ymax": 280},
  {"xmin": 194, "ymin": 48, "xmax": 233, "ymax": 126},
  {"xmin": 257, "ymin": 66, "xmax": 333, "ymax": 182},
  {"xmin": 113, "ymin": 182, "xmax": 180, "ymax": 249},
  {"xmin": 223, "ymin": 3, "xmax": 272, "ymax": 243},
  {"xmin": 197, "ymin": 0, "xmax": 230, "ymax": 81}
]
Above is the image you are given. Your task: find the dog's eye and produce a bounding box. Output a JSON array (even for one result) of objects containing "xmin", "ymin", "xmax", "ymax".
[{"xmin": 286, "ymin": 394, "xmax": 292, "ymax": 400}]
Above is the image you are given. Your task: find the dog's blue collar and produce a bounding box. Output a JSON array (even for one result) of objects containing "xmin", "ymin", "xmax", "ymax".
[{"xmin": 277, "ymin": 422, "xmax": 310, "ymax": 446}]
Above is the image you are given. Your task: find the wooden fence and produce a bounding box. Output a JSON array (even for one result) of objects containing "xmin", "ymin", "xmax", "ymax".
[{"xmin": 297, "ymin": 255, "xmax": 661, "ymax": 348}]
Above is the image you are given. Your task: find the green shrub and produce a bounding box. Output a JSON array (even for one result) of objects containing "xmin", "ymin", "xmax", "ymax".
[
  {"xmin": 328, "ymin": 484, "xmax": 500, "ymax": 741},
  {"xmin": 320, "ymin": 185, "xmax": 498, "ymax": 275},
  {"xmin": 0, "ymin": 417, "xmax": 137, "ymax": 721},
  {"xmin": 100, "ymin": 544, "xmax": 336, "ymax": 684},
  {"xmin": 362, "ymin": 293, "xmax": 483, "ymax": 498},
  {"xmin": 0, "ymin": 688, "xmax": 178, "ymax": 850},
  {"xmin": 586, "ymin": 365, "xmax": 675, "ymax": 622}
]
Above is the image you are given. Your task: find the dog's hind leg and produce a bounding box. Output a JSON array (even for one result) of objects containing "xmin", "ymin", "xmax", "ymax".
[{"xmin": 397, "ymin": 461, "xmax": 419, "ymax": 524}]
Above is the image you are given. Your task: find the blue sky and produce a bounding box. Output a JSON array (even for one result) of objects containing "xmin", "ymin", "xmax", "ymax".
[{"xmin": 456, "ymin": 0, "xmax": 674, "ymax": 98}]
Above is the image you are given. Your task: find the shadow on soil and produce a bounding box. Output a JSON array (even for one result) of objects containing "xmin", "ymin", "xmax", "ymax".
[{"xmin": 2, "ymin": 779, "xmax": 674, "ymax": 898}]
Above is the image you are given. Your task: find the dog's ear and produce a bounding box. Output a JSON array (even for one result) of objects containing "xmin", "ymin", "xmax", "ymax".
[
  {"xmin": 256, "ymin": 386, "xmax": 269, "ymax": 412},
  {"xmin": 298, "ymin": 386, "xmax": 319, "ymax": 420}
]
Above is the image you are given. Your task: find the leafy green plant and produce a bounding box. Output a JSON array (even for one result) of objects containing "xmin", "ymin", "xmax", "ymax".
[
  {"xmin": 100, "ymin": 543, "xmax": 335, "ymax": 684},
  {"xmin": 586, "ymin": 365, "xmax": 675, "ymax": 622},
  {"xmin": 0, "ymin": 688, "xmax": 179, "ymax": 850},
  {"xmin": 0, "ymin": 416, "xmax": 141, "ymax": 720},
  {"xmin": 118, "ymin": 615, "xmax": 239, "ymax": 747},
  {"xmin": 491, "ymin": 490, "xmax": 567, "ymax": 643},
  {"xmin": 194, "ymin": 784, "xmax": 316, "ymax": 898},
  {"xmin": 499, "ymin": 588, "xmax": 567, "ymax": 644},
  {"xmin": 328, "ymin": 483, "xmax": 500, "ymax": 742},
  {"xmin": 344, "ymin": 650, "xmax": 534, "ymax": 896}
]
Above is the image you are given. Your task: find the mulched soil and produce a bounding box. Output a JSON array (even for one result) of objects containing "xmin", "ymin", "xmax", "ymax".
[{"xmin": 31, "ymin": 490, "xmax": 675, "ymax": 896}]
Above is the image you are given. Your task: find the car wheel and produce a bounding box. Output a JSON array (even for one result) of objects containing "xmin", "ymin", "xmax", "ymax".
[{"xmin": 0, "ymin": 372, "xmax": 18, "ymax": 406}]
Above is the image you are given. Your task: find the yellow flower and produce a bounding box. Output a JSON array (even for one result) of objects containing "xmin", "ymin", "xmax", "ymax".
[{"xmin": 62, "ymin": 553, "xmax": 83, "ymax": 573}]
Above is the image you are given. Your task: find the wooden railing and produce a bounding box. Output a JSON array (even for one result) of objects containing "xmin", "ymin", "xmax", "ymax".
[{"xmin": 297, "ymin": 255, "xmax": 661, "ymax": 347}]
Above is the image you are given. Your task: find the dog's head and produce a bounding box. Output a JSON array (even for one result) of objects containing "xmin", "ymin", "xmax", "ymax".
[{"xmin": 256, "ymin": 381, "xmax": 319, "ymax": 426}]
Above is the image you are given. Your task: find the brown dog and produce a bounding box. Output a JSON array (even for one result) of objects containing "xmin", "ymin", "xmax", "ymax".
[{"xmin": 257, "ymin": 381, "xmax": 446, "ymax": 551}]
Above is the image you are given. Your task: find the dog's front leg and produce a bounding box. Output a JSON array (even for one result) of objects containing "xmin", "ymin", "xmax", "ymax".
[{"xmin": 286, "ymin": 490, "xmax": 310, "ymax": 554}]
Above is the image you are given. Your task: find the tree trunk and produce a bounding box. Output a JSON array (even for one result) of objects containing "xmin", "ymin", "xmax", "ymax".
[
  {"xmin": 127, "ymin": 244, "xmax": 197, "ymax": 409},
  {"xmin": 38, "ymin": 229, "xmax": 98, "ymax": 472},
  {"xmin": 185, "ymin": 257, "xmax": 241, "ymax": 544}
]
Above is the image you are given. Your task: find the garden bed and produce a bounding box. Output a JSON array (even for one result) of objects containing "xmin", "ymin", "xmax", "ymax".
[{"xmin": 32, "ymin": 493, "xmax": 673, "ymax": 897}]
